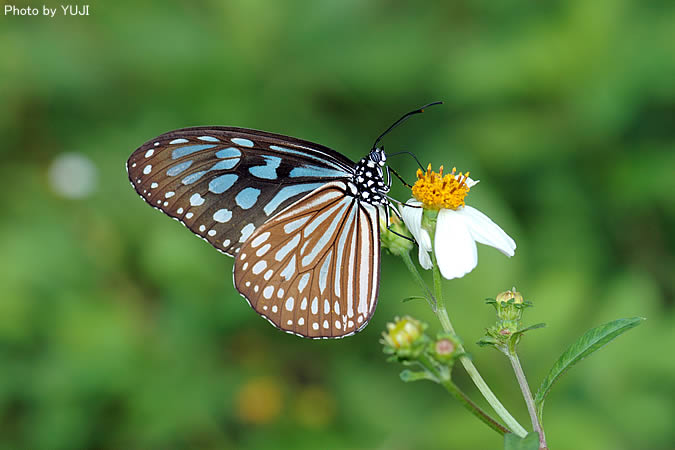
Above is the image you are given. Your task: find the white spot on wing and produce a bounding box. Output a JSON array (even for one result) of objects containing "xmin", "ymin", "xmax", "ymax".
[
  {"xmin": 190, "ymin": 193, "xmax": 205, "ymax": 206},
  {"xmin": 213, "ymin": 208, "xmax": 232, "ymax": 223},
  {"xmin": 251, "ymin": 232, "xmax": 270, "ymax": 248},
  {"xmin": 256, "ymin": 243, "xmax": 271, "ymax": 257},
  {"xmin": 231, "ymin": 137, "xmax": 254, "ymax": 147},
  {"xmin": 252, "ymin": 260, "xmax": 267, "ymax": 275},
  {"xmin": 298, "ymin": 273, "xmax": 310, "ymax": 293},
  {"xmin": 239, "ymin": 223, "xmax": 255, "ymax": 243},
  {"xmin": 274, "ymin": 234, "xmax": 301, "ymax": 261},
  {"xmin": 284, "ymin": 216, "xmax": 311, "ymax": 234}
]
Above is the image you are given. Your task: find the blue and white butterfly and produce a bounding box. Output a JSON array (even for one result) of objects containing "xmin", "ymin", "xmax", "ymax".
[{"xmin": 127, "ymin": 103, "xmax": 439, "ymax": 338}]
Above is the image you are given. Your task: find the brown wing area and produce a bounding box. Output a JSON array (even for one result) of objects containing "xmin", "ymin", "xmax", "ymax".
[{"xmin": 233, "ymin": 181, "xmax": 381, "ymax": 338}]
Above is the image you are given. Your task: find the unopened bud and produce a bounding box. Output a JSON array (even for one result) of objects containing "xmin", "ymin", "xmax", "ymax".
[
  {"xmin": 496, "ymin": 287, "xmax": 524, "ymax": 304},
  {"xmin": 430, "ymin": 333, "xmax": 461, "ymax": 364},
  {"xmin": 493, "ymin": 287, "xmax": 527, "ymax": 322},
  {"xmin": 380, "ymin": 215, "xmax": 414, "ymax": 256},
  {"xmin": 383, "ymin": 316, "xmax": 424, "ymax": 349},
  {"xmin": 381, "ymin": 316, "xmax": 428, "ymax": 360}
]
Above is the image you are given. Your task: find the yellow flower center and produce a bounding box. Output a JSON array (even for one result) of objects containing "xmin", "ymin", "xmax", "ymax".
[{"xmin": 412, "ymin": 164, "xmax": 472, "ymax": 210}]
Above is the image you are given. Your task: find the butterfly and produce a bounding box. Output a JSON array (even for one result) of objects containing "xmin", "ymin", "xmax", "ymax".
[{"xmin": 127, "ymin": 103, "xmax": 440, "ymax": 339}]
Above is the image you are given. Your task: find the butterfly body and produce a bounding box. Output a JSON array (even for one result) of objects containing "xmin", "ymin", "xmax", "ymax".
[{"xmin": 127, "ymin": 126, "xmax": 390, "ymax": 338}]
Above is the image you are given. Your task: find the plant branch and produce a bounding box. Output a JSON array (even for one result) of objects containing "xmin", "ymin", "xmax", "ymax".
[
  {"xmin": 417, "ymin": 354, "xmax": 509, "ymax": 436},
  {"xmin": 430, "ymin": 256, "xmax": 528, "ymax": 438},
  {"xmin": 401, "ymin": 251, "xmax": 437, "ymax": 311},
  {"xmin": 508, "ymin": 350, "xmax": 547, "ymax": 448}
]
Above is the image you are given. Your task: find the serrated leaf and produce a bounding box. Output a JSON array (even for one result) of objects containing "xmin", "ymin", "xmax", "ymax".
[
  {"xmin": 399, "ymin": 369, "xmax": 437, "ymax": 383},
  {"xmin": 503, "ymin": 432, "xmax": 540, "ymax": 450},
  {"xmin": 534, "ymin": 317, "xmax": 644, "ymax": 422}
]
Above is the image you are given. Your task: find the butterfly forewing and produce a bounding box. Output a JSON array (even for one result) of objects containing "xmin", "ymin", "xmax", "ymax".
[
  {"xmin": 127, "ymin": 127, "xmax": 355, "ymax": 255},
  {"xmin": 234, "ymin": 182, "xmax": 381, "ymax": 338}
]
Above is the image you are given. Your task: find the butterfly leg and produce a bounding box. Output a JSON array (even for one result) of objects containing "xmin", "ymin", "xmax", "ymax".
[
  {"xmin": 382, "ymin": 202, "xmax": 438, "ymax": 310},
  {"xmin": 382, "ymin": 201, "xmax": 415, "ymax": 243},
  {"xmin": 388, "ymin": 166, "xmax": 413, "ymax": 188}
]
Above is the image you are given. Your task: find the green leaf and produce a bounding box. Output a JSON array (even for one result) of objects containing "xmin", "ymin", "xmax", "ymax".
[
  {"xmin": 504, "ymin": 432, "xmax": 540, "ymax": 450},
  {"xmin": 512, "ymin": 323, "xmax": 546, "ymax": 338},
  {"xmin": 399, "ymin": 369, "xmax": 437, "ymax": 383},
  {"xmin": 401, "ymin": 296, "xmax": 427, "ymax": 303},
  {"xmin": 534, "ymin": 317, "xmax": 645, "ymax": 422}
]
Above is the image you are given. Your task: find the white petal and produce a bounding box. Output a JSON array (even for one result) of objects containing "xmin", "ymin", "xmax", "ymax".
[
  {"xmin": 457, "ymin": 205, "xmax": 516, "ymax": 257},
  {"xmin": 400, "ymin": 200, "xmax": 433, "ymax": 269},
  {"xmin": 435, "ymin": 209, "xmax": 478, "ymax": 279},
  {"xmin": 466, "ymin": 177, "xmax": 480, "ymax": 188}
]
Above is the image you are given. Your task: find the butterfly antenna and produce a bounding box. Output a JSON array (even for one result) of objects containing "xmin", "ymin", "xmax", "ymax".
[
  {"xmin": 372, "ymin": 101, "xmax": 443, "ymax": 150},
  {"xmin": 387, "ymin": 151, "xmax": 425, "ymax": 171}
]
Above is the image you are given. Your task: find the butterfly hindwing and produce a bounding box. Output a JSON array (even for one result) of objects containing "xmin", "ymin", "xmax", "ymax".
[
  {"xmin": 234, "ymin": 181, "xmax": 381, "ymax": 338},
  {"xmin": 126, "ymin": 127, "xmax": 355, "ymax": 255}
]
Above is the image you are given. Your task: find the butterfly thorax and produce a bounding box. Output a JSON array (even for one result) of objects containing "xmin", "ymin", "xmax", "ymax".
[{"xmin": 351, "ymin": 149, "xmax": 389, "ymax": 206}]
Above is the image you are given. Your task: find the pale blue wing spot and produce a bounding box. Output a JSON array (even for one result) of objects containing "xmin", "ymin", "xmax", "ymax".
[
  {"xmin": 213, "ymin": 208, "xmax": 233, "ymax": 223},
  {"xmin": 170, "ymin": 138, "xmax": 189, "ymax": 144},
  {"xmin": 166, "ymin": 160, "xmax": 193, "ymax": 176},
  {"xmin": 216, "ymin": 147, "xmax": 242, "ymax": 159},
  {"xmin": 249, "ymin": 155, "xmax": 282, "ymax": 180},
  {"xmin": 231, "ymin": 138, "xmax": 254, "ymax": 148},
  {"xmin": 189, "ymin": 193, "xmax": 205, "ymax": 206},
  {"xmin": 269, "ymin": 145, "xmax": 350, "ymax": 172},
  {"xmin": 171, "ymin": 144, "xmax": 217, "ymax": 159},
  {"xmin": 209, "ymin": 174, "xmax": 238, "ymax": 194},
  {"xmin": 235, "ymin": 187, "xmax": 261, "ymax": 210},
  {"xmin": 198, "ymin": 136, "xmax": 220, "ymax": 142},
  {"xmin": 289, "ymin": 165, "xmax": 351, "ymax": 179},
  {"xmin": 182, "ymin": 170, "xmax": 208, "ymax": 185},
  {"xmin": 210, "ymin": 159, "xmax": 239, "ymax": 170},
  {"xmin": 181, "ymin": 158, "xmax": 239, "ymax": 184},
  {"xmin": 263, "ymin": 182, "xmax": 324, "ymax": 216}
]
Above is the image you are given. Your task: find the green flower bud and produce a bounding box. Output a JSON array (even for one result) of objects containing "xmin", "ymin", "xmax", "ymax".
[
  {"xmin": 381, "ymin": 316, "xmax": 428, "ymax": 360},
  {"xmin": 480, "ymin": 287, "xmax": 542, "ymax": 353},
  {"xmin": 496, "ymin": 288, "xmax": 524, "ymax": 305},
  {"xmin": 380, "ymin": 215, "xmax": 414, "ymax": 256},
  {"xmin": 430, "ymin": 333, "xmax": 461, "ymax": 365},
  {"xmin": 493, "ymin": 287, "xmax": 527, "ymax": 322}
]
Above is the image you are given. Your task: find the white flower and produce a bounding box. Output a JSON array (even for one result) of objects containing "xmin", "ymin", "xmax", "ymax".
[
  {"xmin": 400, "ymin": 165, "xmax": 516, "ymax": 280},
  {"xmin": 401, "ymin": 200, "xmax": 516, "ymax": 279}
]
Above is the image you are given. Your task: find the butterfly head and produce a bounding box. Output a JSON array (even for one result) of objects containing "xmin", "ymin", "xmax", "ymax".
[{"xmin": 368, "ymin": 147, "xmax": 387, "ymax": 167}]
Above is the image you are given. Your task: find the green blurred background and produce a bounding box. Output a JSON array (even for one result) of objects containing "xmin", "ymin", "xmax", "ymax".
[{"xmin": 1, "ymin": 1, "xmax": 673, "ymax": 449}]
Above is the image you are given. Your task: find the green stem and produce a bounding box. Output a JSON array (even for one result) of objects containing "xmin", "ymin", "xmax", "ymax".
[
  {"xmin": 401, "ymin": 251, "xmax": 437, "ymax": 311},
  {"xmin": 430, "ymin": 258, "xmax": 528, "ymax": 438},
  {"xmin": 417, "ymin": 354, "xmax": 508, "ymax": 436},
  {"xmin": 508, "ymin": 350, "xmax": 547, "ymax": 448}
]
